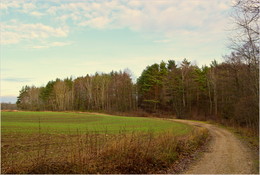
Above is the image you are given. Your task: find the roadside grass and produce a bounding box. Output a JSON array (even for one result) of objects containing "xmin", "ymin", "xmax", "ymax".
[
  {"xmin": 224, "ymin": 126, "xmax": 259, "ymax": 174},
  {"xmin": 206, "ymin": 120, "xmax": 259, "ymax": 149},
  {"xmin": 1, "ymin": 111, "xmax": 209, "ymax": 174},
  {"xmin": 206, "ymin": 120, "xmax": 259, "ymax": 174}
]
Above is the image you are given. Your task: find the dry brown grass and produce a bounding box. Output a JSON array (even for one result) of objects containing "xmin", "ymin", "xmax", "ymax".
[{"xmin": 1, "ymin": 128, "xmax": 208, "ymax": 174}]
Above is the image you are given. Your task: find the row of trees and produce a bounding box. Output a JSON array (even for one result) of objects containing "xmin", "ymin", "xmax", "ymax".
[
  {"xmin": 137, "ymin": 54, "xmax": 258, "ymax": 131},
  {"xmin": 1, "ymin": 103, "xmax": 17, "ymax": 110},
  {"xmin": 16, "ymin": 54, "xmax": 259, "ymax": 132},
  {"xmin": 16, "ymin": 0, "xmax": 259, "ymax": 132},
  {"xmin": 137, "ymin": 59, "xmax": 213, "ymax": 118},
  {"xmin": 141, "ymin": 0, "xmax": 259, "ymax": 132},
  {"xmin": 17, "ymin": 71, "xmax": 137, "ymax": 112}
]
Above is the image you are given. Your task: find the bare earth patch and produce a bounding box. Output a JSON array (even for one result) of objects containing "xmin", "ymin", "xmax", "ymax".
[{"xmin": 173, "ymin": 119, "xmax": 255, "ymax": 174}]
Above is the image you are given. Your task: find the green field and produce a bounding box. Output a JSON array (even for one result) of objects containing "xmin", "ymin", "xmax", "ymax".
[
  {"xmin": 1, "ymin": 111, "xmax": 191, "ymax": 135},
  {"xmin": 1, "ymin": 111, "xmax": 202, "ymax": 174}
]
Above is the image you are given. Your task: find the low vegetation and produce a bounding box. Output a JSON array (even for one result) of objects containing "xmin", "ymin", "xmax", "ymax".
[
  {"xmin": 216, "ymin": 122, "xmax": 259, "ymax": 173},
  {"xmin": 2, "ymin": 127, "xmax": 208, "ymax": 174},
  {"xmin": 1, "ymin": 111, "xmax": 191, "ymax": 134},
  {"xmin": 1, "ymin": 111, "xmax": 208, "ymax": 174}
]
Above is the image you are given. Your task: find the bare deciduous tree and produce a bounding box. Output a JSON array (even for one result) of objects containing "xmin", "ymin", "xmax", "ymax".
[{"xmin": 230, "ymin": 0, "xmax": 259, "ymax": 65}]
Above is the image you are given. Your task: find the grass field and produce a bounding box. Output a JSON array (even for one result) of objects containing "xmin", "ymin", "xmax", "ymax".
[
  {"xmin": 1, "ymin": 111, "xmax": 208, "ymax": 174},
  {"xmin": 1, "ymin": 111, "xmax": 191, "ymax": 134}
]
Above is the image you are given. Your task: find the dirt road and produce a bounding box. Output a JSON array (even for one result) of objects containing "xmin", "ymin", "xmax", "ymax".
[{"xmin": 173, "ymin": 119, "xmax": 255, "ymax": 174}]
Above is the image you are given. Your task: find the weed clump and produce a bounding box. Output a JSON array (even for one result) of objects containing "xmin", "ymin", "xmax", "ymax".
[{"xmin": 2, "ymin": 128, "xmax": 208, "ymax": 174}]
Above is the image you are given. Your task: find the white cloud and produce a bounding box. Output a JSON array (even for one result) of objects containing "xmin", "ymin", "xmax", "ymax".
[
  {"xmin": 0, "ymin": 0, "xmax": 35, "ymax": 14},
  {"xmin": 1, "ymin": 31, "xmax": 20, "ymax": 44},
  {"xmin": 51, "ymin": 41, "xmax": 71, "ymax": 47},
  {"xmin": 22, "ymin": 2, "xmax": 35, "ymax": 11},
  {"xmin": 79, "ymin": 17, "xmax": 111, "ymax": 29},
  {"xmin": 1, "ymin": 22, "xmax": 69, "ymax": 45},
  {"xmin": 30, "ymin": 11, "xmax": 44, "ymax": 16},
  {"xmin": 0, "ymin": 0, "xmax": 21, "ymax": 10},
  {"xmin": 28, "ymin": 41, "xmax": 72, "ymax": 49},
  {"xmin": 1, "ymin": 0, "xmax": 232, "ymax": 45},
  {"xmin": 42, "ymin": 0, "xmax": 232, "ymax": 38}
]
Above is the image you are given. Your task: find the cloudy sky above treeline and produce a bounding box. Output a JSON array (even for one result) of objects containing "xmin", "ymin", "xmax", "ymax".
[{"xmin": 1, "ymin": 0, "xmax": 233, "ymax": 103}]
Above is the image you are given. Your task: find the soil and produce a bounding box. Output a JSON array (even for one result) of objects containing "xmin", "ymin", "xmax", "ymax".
[{"xmin": 173, "ymin": 119, "xmax": 256, "ymax": 174}]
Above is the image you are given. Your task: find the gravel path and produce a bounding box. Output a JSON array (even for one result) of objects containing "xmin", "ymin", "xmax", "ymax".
[{"xmin": 173, "ymin": 119, "xmax": 254, "ymax": 174}]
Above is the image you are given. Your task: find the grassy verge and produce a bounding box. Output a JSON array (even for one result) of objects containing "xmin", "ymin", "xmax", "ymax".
[
  {"xmin": 2, "ymin": 127, "xmax": 208, "ymax": 174},
  {"xmin": 226, "ymin": 126, "xmax": 259, "ymax": 174}
]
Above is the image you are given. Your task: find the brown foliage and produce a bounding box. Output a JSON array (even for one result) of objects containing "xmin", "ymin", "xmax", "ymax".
[{"xmin": 2, "ymin": 128, "xmax": 208, "ymax": 174}]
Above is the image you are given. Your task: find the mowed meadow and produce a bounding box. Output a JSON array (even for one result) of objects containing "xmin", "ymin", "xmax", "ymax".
[{"xmin": 1, "ymin": 111, "xmax": 208, "ymax": 174}]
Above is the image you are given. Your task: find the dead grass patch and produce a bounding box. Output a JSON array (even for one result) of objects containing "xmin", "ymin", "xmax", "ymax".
[{"xmin": 2, "ymin": 127, "xmax": 208, "ymax": 174}]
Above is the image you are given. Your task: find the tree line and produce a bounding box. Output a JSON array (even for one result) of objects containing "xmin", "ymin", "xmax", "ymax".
[
  {"xmin": 16, "ymin": 0, "xmax": 259, "ymax": 133},
  {"xmin": 138, "ymin": 54, "xmax": 258, "ymax": 130},
  {"xmin": 1, "ymin": 103, "xmax": 17, "ymax": 110},
  {"xmin": 17, "ymin": 71, "xmax": 137, "ymax": 112},
  {"xmin": 16, "ymin": 54, "xmax": 259, "ymax": 132}
]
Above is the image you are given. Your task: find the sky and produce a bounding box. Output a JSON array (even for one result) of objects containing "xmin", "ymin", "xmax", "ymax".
[{"xmin": 1, "ymin": 0, "xmax": 233, "ymax": 103}]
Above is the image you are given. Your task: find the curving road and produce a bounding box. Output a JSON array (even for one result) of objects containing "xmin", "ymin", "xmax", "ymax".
[{"xmin": 173, "ymin": 119, "xmax": 254, "ymax": 174}]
